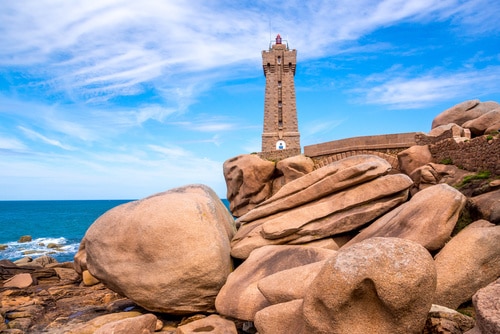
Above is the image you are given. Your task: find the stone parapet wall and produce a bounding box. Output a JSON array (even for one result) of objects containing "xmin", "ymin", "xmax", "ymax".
[
  {"xmin": 258, "ymin": 148, "xmax": 302, "ymax": 161},
  {"xmin": 309, "ymin": 149, "xmax": 403, "ymax": 170},
  {"xmin": 429, "ymin": 136, "xmax": 500, "ymax": 175},
  {"xmin": 304, "ymin": 132, "xmax": 420, "ymax": 157}
]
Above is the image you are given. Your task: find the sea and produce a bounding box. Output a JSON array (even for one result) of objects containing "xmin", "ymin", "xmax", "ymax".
[
  {"xmin": 0, "ymin": 200, "xmax": 133, "ymax": 263},
  {"xmin": 0, "ymin": 199, "xmax": 232, "ymax": 264}
]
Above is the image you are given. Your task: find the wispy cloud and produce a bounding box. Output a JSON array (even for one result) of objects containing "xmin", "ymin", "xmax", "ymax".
[
  {"xmin": 0, "ymin": 135, "xmax": 27, "ymax": 151},
  {"xmin": 2, "ymin": 0, "xmax": 496, "ymax": 108},
  {"xmin": 147, "ymin": 144, "xmax": 190, "ymax": 158},
  {"xmin": 352, "ymin": 66, "xmax": 500, "ymax": 109},
  {"xmin": 18, "ymin": 126, "xmax": 76, "ymax": 150}
]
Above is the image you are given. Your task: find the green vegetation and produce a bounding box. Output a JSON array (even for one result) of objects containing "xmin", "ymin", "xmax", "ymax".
[
  {"xmin": 486, "ymin": 135, "xmax": 493, "ymax": 141},
  {"xmin": 452, "ymin": 206, "xmax": 473, "ymax": 237},
  {"xmin": 439, "ymin": 157, "xmax": 453, "ymax": 165},
  {"xmin": 455, "ymin": 170, "xmax": 491, "ymax": 188}
]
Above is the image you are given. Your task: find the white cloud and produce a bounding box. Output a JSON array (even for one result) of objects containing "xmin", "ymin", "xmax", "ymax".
[
  {"xmin": 2, "ymin": 0, "xmax": 492, "ymax": 108},
  {"xmin": 0, "ymin": 136, "xmax": 27, "ymax": 151},
  {"xmin": 355, "ymin": 66, "xmax": 500, "ymax": 109},
  {"xmin": 147, "ymin": 144, "xmax": 190, "ymax": 158},
  {"xmin": 18, "ymin": 126, "xmax": 76, "ymax": 150}
]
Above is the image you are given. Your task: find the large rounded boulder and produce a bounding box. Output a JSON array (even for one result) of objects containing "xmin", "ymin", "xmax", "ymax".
[
  {"xmin": 75, "ymin": 184, "xmax": 236, "ymax": 314},
  {"xmin": 302, "ymin": 237, "xmax": 437, "ymax": 334}
]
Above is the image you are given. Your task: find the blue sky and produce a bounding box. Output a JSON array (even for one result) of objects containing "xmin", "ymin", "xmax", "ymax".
[{"xmin": 1, "ymin": 0, "xmax": 499, "ymax": 200}]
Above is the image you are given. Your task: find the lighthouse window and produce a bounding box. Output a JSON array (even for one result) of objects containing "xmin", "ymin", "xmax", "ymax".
[
  {"xmin": 277, "ymin": 56, "xmax": 281, "ymax": 64},
  {"xmin": 278, "ymin": 81, "xmax": 282, "ymax": 88}
]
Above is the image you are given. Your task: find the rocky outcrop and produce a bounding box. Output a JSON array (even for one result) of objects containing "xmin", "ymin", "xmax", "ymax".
[
  {"xmin": 434, "ymin": 220, "xmax": 500, "ymax": 309},
  {"xmin": 272, "ymin": 154, "xmax": 314, "ymax": 194},
  {"xmin": 462, "ymin": 108, "xmax": 500, "ymax": 136},
  {"xmin": 344, "ymin": 184, "xmax": 466, "ymax": 251},
  {"xmin": 432, "ymin": 100, "xmax": 500, "ymax": 129},
  {"xmin": 72, "ymin": 312, "xmax": 158, "ymax": 334},
  {"xmin": 231, "ymin": 155, "xmax": 412, "ymax": 259},
  {"xmin": 223, "ymin": 154, "xmax": 314, "ymax": 217},
  {"xmin": 254, "ymin": 237, "xmax": 437, "ymax": 334},
  {"xmin": 428, "ymin": 123, "xmax": 470, "ymax": 138},
  {"xmin": 471, "ymin": 278, "xmax": 500, "ymax": 334},
  {"xmin": 409, "ymin": 163, "xmax": 471, "ymax": 194},
  {"xmin": 398, "ymin": 145, "xmax": 433, "ymax": 175},
  {"xmin": 423, "ymin": 304, "xmax": 475, "ymax": 334},
  {"xmin": 469, "ymin": 188, "xmax": 500, "ymax": 224},
  {"xmin": 74, "ymin": 184, "xmax": 236, "ymax": 314},
  {"xmin": 257, "ymin": 260, "xmax": 326, "ymax": 305},
  {"xmin": 95, "ymin": 313, "xmax": 159, "ymax": 334},
  {"xmin": 3, "ymin": 273, "xmax": 33, "ymax": 288},
  {"xmin": 223, "ymin": 154, "xmax": 275, "ymax": 217},
  {"xmin": 215, "ymin": 245, "xmax": 336, "ymax": 321},
  {"xmin": 254, "ymin": 299, "xmax": 305, "ymax": 334},
  {"xmin": 175, "ymin": 314, "xmax": 238, "ymax": 334}
]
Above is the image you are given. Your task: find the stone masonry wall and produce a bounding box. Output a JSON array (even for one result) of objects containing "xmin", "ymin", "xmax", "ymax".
[
  {"xmin": 429, "ymin": 136, "xmax": 500, "ymax": 175},
  {"xmin": 258, "ymin": 148, "xmax": 302, "ymax": 161}
]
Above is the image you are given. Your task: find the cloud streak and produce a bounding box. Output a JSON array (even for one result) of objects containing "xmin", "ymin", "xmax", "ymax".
[
  {"xmin": 2, "ymin": 0, "xmax": 496, "ymax": 108},
  {"xmin": 18, "ymin": 126, "xmax": 76, "ymax": 151},
  {"xmin": 355, "ymin": 66, "xmax": 500, "ymax": 109}
]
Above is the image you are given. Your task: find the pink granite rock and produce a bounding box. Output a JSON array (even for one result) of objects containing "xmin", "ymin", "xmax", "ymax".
[
  {"xmin": 215, "ymin": 245, "xmax": 335, "ymax": 321},
  {"xmin": 254, "ymin": 299, "xmax": 306, "ymax": 334},
  {"xmin": 344, "ymin": 183, "xmax": 466, "ymax": 251},
  {"xmin": 472, "ymin": 278, "xmax": 500, "ymax": 334},
  {"xmin": 175, "ymin": 314, "xmax": 237, "ymax": 334},
  {"xmin": 231, "ymin": 156, "xmax": 412, "ymax": 259},
  {"xmin": 432, "ymin": 100, "xmax": 500, "ymax": 128},
  {"xmin": 257, "ymin": 260, "xmax": 327, "ymax": 305},
  {"xmin": 272, "ymin": 155, "xmax": 314, "ymax": 195},
  {"xmin": 94, "ymin": 313, "xmax": 158, "ymax": 334},
  {"xmin": 3, "ymin": 273, "xmax": 33, "ymax": 288},
  {"xmin": 303, "ymin": 237, "xmax": 436, "ymax": 334},
  {"xmin": 79, "ymin": 184, "xmax": 236, "ymax": 314},
  {"xmin": 398, "ymin": 145, "xmax": 433, "ymax": 175},
  {"xmin": 434, "ymin": 220, "xmax": 500, "ymax": 309},
  {"xmin": 223, "ymin": 154, "xmax": 275, "ymax": 217},
  {"xmin": 462, "ymin": 109, "xmax": 500, "ymax": 136}
]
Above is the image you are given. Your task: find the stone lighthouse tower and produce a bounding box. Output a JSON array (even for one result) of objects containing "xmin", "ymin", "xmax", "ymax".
[{"xmin": 261, "ymin": 34, "xmax": 301, "ymax": 154}]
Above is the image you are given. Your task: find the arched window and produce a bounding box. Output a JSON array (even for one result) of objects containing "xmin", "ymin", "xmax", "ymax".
[{"xmin": 276, "ymin": 140, "xmax": 286, "ymax": 150}]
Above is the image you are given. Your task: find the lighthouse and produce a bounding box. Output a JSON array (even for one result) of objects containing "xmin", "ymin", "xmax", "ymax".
[{"xmin": 261, "ymin": 34, "xmax": 301, "ymax": 153}]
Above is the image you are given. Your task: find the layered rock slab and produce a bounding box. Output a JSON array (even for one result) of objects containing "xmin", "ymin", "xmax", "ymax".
[
  {"xmin": 231, "ymin": 155, "xmax": 412, "ymax": 259},
  {"xmin": 344, "ymin": 183, "xmax": 466, "ymax": 251},
  {"xmin": 75, "ymin": 184, "xmax": 236, "ymax": 314}
]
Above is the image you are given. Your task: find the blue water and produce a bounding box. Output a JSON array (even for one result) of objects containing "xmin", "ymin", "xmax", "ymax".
[
  {"xmin": 0, "ymin": 199, "xmax": 232, "ymax": 264},
  {"xmin": 0, "ymin": 200, "xmax": 133, "ymax": 263}
]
